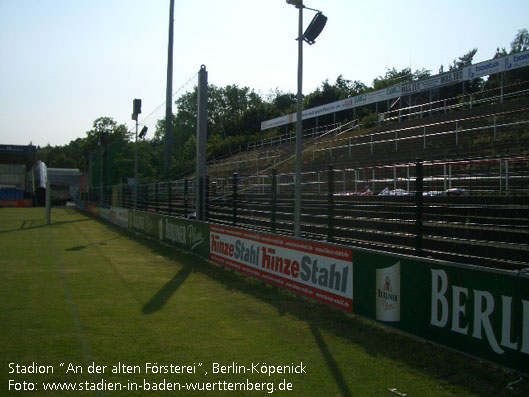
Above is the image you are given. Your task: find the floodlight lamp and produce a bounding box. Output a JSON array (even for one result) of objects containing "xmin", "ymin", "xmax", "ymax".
[
  {"xmin": 133, "ymin": 99, "xmax": 142, "ymax": 115},
  {"xmin": 303, "ymin": 11, "xmax": 327, "ymax": 45},
  {"xmin": 286, "ymin": 0, "xmax": 303, "ymax": 7},
  {"xmin": 139, "ymin": 126, "xmax": 148, "ymax": 139}
]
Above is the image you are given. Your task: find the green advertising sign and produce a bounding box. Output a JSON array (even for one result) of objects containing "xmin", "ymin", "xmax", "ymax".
[
  {"xmin": 162, "ymin": 216, "xmax": 209, "ymax": 258},
  {"xmin": 353, "ymin": 250, "xmax": 529, "ymax": 374},
  {"xmin": 128, "ymin": 210, "xmax": 163, "ymax": 239},
  {"xmin": 128, "ymin": 210, "xmax": 209, "ymax": 258}
]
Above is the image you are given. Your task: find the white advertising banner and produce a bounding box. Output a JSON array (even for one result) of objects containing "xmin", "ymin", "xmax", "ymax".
[
  {"xmin": 209, "ymin": 225, "xmax": 353, "ymax": 311},
  {"xmin": 505, "ymin": 50, "xmax": 529, "ymax": 71},
  {"xmin": 111, "ymin": 207, "xmax": 129, "ymax": 229},
  {"xmin": 261, "ymin": 51, "xmax": 529, "ymax": 131}
]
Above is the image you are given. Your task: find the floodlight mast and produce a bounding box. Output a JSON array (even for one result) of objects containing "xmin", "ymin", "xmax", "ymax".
[
  {"xmin": 286, "ymin": 0, "xmax": 327, "ymax": 237},
  {"xmin": 132, "ymin": 98, "xmax": 142, "ymax": 209}
]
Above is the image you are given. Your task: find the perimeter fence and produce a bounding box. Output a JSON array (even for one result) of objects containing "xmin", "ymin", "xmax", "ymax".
[{"xmin": 85, "ymin": 156, "xmax": 529, "ymax": 271}]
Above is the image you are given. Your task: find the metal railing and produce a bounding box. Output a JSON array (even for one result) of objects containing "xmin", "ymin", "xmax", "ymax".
[{"xmin": 85, "ymin": 156, "xmax": 529, "ymax": 271}]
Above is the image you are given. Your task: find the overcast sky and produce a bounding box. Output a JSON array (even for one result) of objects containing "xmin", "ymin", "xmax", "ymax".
[{"xmin": 1, "ymin": 0, "xmax": 527, "ymax": 147}]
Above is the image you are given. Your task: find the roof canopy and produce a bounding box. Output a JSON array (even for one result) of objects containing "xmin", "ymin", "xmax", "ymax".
[{"xmin": 0, "ymin": 144, "xmax": 37, "ymax": 169}]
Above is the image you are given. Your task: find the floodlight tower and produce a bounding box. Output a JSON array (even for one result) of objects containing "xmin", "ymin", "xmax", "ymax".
[
  {"xmin": 164, "ymin": 0, "xmax": 175, "ymax": 175},
  {"xmin": 132, "ymin": 98, "xmax": 142, "ymax": 209},
  {"xmin": 286, "ymin": 0, "xmax": 327, "ymax": 237}
]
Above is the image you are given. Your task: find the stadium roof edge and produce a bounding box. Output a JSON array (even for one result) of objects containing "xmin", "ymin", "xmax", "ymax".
[{"xmin": 0, "ymin": 144, "xmax": 37, "ymax": 168}]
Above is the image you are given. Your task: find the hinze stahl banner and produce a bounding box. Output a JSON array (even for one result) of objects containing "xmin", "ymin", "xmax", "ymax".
[
  {"xmin": 353, "ymin": 250, "xmax": 529, "ymax": 374},
  {"xmin": 209, "ymin": 225, "xmax": 353, "ymax": 311}
]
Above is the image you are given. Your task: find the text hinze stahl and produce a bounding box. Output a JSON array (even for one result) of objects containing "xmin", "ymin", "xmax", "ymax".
[{"xmin": 211, "ymin": 235, "xmax": 349, "ymax": 294}]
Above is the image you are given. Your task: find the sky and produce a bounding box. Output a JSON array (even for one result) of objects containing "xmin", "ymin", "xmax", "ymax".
[{"xmin": 0, "ymin": 0, "xmax": 527, "ymax": 147}]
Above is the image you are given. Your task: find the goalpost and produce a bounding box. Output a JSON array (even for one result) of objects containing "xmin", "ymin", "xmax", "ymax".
[{"xmin": 45, "ymin": 178, "xmax": 51, "ymax": 225}]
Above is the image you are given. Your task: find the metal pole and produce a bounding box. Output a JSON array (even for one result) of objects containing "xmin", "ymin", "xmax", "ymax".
[
  {"xmin": 196, "ymin": 65, "xmax": 208, "ymax": 220},
  {"xmin": 198, "ymin": 177, "xmax": 203, "ymax": 220},
  {"xmin": 500, "ymin": 72, "xmax": 504, "ymax": 104},
  {"xmin": 232, "ymin": 172, "xmax": 238, "ymax": 226},
  {"xmin": 164, "ymin": 0, "xmax": 175, "ymax": 174},
  {"xmin": 505, "ymin": 160, "xmax": 509, "ymax": 194},
  {"xmin": 155, "ymin": 182, "xmax": 159, "ymax": 213},
  {"xmin": 184, "ymin": 179, "xmax": 188, "ymax": 217},
  {"xmin": 327, "ymin": 164, "xmax": 334, "ymax": 243},
  {"xmin": 205, "ymin": 176, "xmax": 210, "ymax": 221},
  {"xmin": 271, "ymin": 169, "xmax": 277, "ymax": 233},
  {"xmin": 99, "ymin": 132, "xmax": 103, "ymax": 203},
  {"xmin": 168, "ymin": 181, "xmax": 172, "ymax": 216},
  {"xmin": 415, "ymin": 160, "xmax": 423, "ymax": 256},
  {"xmin": 134, "ymin": 119, "xmax": 138, "ymax": 209},
  {"xmin": 294, "ymin": 3, "xmax": 303, "ymax": 237},
  {"xmin": 45, "ymin": 178, "xmax": 51, "ymax": 225}
]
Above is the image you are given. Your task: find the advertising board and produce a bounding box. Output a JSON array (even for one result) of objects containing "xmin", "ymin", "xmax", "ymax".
[
  {"xmin": 0, "ymin": 199, "xmax": 33, "ymax": 207},
  {"xmin": 162, "ymin": 216, "xmax": 210, "ymax": 258},
  {"xmin": 353, "ymin": 250, "xmax": 529, "ymax": 374},
  {"xmin": 84, "ymin": 202, "xmax": 98, "ymax": 217},
  {"xmin": 209, "ymin": 225, "xmax": 353, "ymax": 311},
  {"xmin": 128, "ymin": 210, "xmax": 163, "ymax": 239},
  {"xmin": 111, "ymin": 207, "xmax": 128, "ymax": 229},
  {"xmin": 127, "ymin": 210, "xmax": 209, "ymax": 258},
  {"xmin": 98, "ymin": 204, "xmax": 112, "ymax": 222}
]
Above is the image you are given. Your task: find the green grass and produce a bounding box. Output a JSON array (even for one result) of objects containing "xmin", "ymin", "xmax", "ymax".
[{"xmin": 1, "ymin": 208, "xmax": 527, "ymax": 396}]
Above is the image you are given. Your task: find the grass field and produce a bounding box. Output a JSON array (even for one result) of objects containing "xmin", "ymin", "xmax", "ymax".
[{"xmin": 1, "ymin": 207, "xmax": 527, "ymax": 396}]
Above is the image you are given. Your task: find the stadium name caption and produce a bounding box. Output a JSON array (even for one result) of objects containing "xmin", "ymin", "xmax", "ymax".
[
  {"xmin": 8, "ymin": 362, "xmax": 204, "ymax": 375},
  {"xmin": 8, "ymin": 361, "xmax": 307, "ymax": 377}
]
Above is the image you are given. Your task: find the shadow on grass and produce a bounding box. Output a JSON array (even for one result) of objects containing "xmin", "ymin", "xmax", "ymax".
[
  {"xmin": 310, "ymin": 324, "xmax": 353, "ymax": 397},
  {"xmin": 66, "ymin": 235, "xmax": 122, "ymax": 251},
  {"xmin": 96, "ymin": 219, "xmax": 528, "ymax": 397},
  {"xmin": 0, "ymin": 217, "xmax": 90, "ymax": 235},
  {"xmin": 142, "ymin": 265, "xmax": 192, "ymax": 314}
]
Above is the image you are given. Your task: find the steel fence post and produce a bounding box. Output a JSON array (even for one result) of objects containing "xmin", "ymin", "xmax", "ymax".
[
  {"xmin": 184, "ymin": 179, "xmax": 188, "ymax": 217},
  {"xmin": 205, "ymin": 175, "xmax": 210, "ymax": 221},
  {"xmin": 271, "ymin": 169, "xmax": 277, "ymax": 233},
  {"xmin": 328, "ymin": 164, "xmax": 334, "ymax": 243},
  {"xmin": 415, "ymin": 160, "xmax": 424, "ymax": 255},
  {"xmin": 232, "ymin": 172, "xmax": 238, "ymax": 226},
  {"xmin": 168, "ymin": 182, "xmax": 172, "ymax": 216}
]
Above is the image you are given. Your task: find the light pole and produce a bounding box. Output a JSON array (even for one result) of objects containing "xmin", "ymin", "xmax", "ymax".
[
  {"xmin": 286, "ymin": 0, "xmax": 327, "ymax": 237},
  {"xmin": 164, "ymin": 0, "xmax": 175, "ymax": 175},
  {"xmin": 132, "ymin": 99, "xmax": 142, "ymax": 209},
  {"xmin": 98, "ymin": 131, "xmax": 103, "ymax": 203}
]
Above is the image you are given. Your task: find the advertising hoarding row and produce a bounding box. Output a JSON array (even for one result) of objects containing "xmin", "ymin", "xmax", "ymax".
[
  {"xmin": 261, "ymin": 50, "xmax": 529, "ymax": 130},
  {"xmin": 79, "ymin": 202, "xmax": 528, "ymax": 374}
]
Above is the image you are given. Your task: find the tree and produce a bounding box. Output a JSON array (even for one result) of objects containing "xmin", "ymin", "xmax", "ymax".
[
  {"xmin": 268, "ymin": 89, "xmax": 296, "ymax": 114},
  {"xmin": 448, "ymin": 48, "xmax": 478, "ymax": 71},
  {"xmin": 85, "ymin": 117, "xmax": 133, "ymax": 186},
  {"xmin": 372, "ymin": 67, "xmax": 430, "ymax": 91},
  {"xmin": 487, "ymin": 29, "xmax": 529, "ymax": 90},
  {"xmin": 510, "ymin": 28, "xmax": 529, "ymax": 53},
  {"xmin": 442, "ymin": 48, "xmax": 482, "ymax": 96},
  {"xmin": 335, "ymin": 75, "xmax": 368, "ymax": 97}
]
